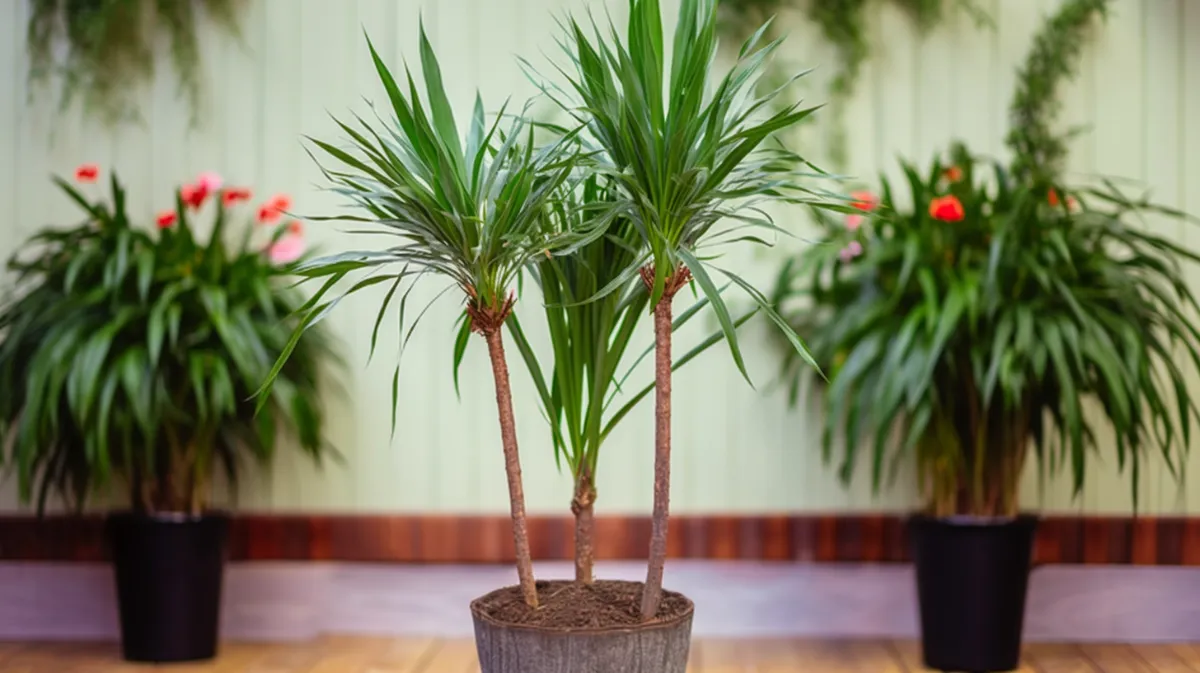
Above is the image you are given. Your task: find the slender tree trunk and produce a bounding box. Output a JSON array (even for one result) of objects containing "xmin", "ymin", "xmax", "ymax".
[
  {"xmin": 484, "ymin": 328, "xmax": 539, "ymax": 609},
  {"xmin": 572, "ymin": 470, "xmax": 596, "ymax": 584},
  {"xmin": 640, "ymin": 295, "xmax": 673, "ymax": 621}
]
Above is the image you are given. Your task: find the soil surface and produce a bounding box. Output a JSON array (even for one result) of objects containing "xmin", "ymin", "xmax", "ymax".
[{"xmin": 474, "ymin": 580, "xmax": 691, "ymax": 629}]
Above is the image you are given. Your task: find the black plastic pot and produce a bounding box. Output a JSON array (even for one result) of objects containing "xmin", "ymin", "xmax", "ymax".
[
  {"xmin": 909, "ymin": 514, "xmax": 1038, "ymax": 673},
  {"xmin": 105, "ymin": 511, "xmax": 230, "ymax": 663}
]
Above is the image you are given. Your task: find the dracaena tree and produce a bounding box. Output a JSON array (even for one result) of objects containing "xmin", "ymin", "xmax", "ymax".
[
  {"xmin": 257, "ymin": 26, "xmax": 591, "ymax": 610},
  {"xmin": 533, "ymin": 0, "xmax": 841, "ymax": 619},
  {"xmin": 502, "ymin": 174, "xmax": 755, "ymax": 584}
]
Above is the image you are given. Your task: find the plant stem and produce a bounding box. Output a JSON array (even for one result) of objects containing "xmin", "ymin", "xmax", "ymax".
[
  {"xmin": 483, "ymin": 328, "xmax": 539, "ymax": 609},
  {"xmin": 572, "ymin": 469, "xmax": 596, "ymax": 584},
  {"xmin": 640, "ymin": 294, "xmax": 673, "ymax": 621}
]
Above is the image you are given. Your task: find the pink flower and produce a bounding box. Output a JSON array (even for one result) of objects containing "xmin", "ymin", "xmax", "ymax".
[
  {"xmin": 75, "ymin": 164, "xmax": 99, "ymax": 183},
  {"xmin": 196, "ymin": 172, "xmax": 223, "ymax": 193},
  {"xmin": 266, "ymin": 234, "xmax": 305, "ymax": 265},
  {"xmin": 156, "ymin": 211, "xmax": 177, "ymax": 228},
  {"xmin": 846, "ymin": 214, "xmax": 863, "ymax": 231},
  {"xmin": 839, "ymin": 240, "xmax": 863, "ymax": 262}
]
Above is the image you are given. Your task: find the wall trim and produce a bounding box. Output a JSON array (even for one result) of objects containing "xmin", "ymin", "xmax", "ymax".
[{"xmin": 2, "ymin": 513, "xmax": 1198, "ymax": 565}]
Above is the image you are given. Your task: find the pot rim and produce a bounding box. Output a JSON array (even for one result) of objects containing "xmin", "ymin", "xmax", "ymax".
[
  {"xmin": 469, "ymin": 586, "xmax": 695, "ymax": 636},
  {"xmin": 908, "ymin": 511, "xmax": 1040, "ymax": 527},
  {"xmin": 106, "ymin": 509, "xmax": 232, "ymax": 524}
]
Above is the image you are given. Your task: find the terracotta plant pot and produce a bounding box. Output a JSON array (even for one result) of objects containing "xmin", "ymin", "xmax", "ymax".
[{"xmin": 470, "ymin": 584, "xmax": 694, "ymax": 673}]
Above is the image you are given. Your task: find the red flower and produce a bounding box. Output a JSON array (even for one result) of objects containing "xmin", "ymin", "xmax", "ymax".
[
  {"xmin": 944, "ymin": 166, "xmax": 963, "ymax": 183},
  {"xmin": 75, "ymin": 164, "xmax": 99, "ymax": 183},
  {"xmin": 258, "ymin": 204, "xmax": 280, "ymax": 223},
  {"xmin": 850, "ymin": 190, "xmax": 878, "ymax": 211},
  {"xmin": 181, "ymin": 183, "xmax": 210, "ymax": 210},
  {"xmin": 156, "ymin": 211, "xmax": 177, "ymax": 228},
  {"xmin": 222, "ymin": 187, "xmax": 252, "ymax": 206},
  {"xmin": 257, "ymin": 193, "xmax": 292, "ymax": 224},
  {"xmin": 929, "ymin": 195, "xmax": 965, "ymax": 222},
  {"xmin": 1048, "ymin": 189, "xmax": 1060, "ymax": 207},
  {"xmin": 287, "ymin": 220, "xmax": 303, "ymax": 235}
]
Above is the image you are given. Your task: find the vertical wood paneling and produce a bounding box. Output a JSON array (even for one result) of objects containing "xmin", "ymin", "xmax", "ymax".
[
  {"xmin": 0, "ymin": 0, "xmax": 1195, "ymax": 516},
  {"xmin": 1086, "ymin": 0, "xmax": 1143, "ymax": 515},
  {"xmin": 1141, "ymin": 0, "xmax": 1184, "ymax": 515}
]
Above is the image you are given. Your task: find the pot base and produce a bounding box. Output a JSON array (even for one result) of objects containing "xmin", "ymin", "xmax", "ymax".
[{"xmin": 470, "ymin": 581, "xmax": 694, "ymax": 673}]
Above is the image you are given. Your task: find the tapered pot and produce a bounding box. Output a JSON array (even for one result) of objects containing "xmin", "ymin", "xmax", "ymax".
[
  {"xmin": 909, "ymin": 513, "xmax": 1038, "ymax": 673},
  {"xmin": 105, "ymin": 511, "xmax": 230, "ymax": 663},
  {"xmin": 470, "ymin": 588, "xmax": 694, "ymax": 673}
]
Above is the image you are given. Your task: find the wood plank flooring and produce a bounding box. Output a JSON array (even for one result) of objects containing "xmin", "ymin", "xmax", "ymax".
[{"xmin": 0, "ymin": 638, "xmax": 1198, "ymax": 672}]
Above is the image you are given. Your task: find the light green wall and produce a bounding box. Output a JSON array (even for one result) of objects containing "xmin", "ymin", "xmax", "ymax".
[{"xmin": 0, "ymin": 0, "xmax": 1197, "ymax": 515}]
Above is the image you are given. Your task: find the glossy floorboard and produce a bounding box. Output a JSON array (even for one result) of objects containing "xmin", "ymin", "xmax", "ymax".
[{"xmin": 2, "ymin": 638, "xmax": 1199, "ymax": 672}]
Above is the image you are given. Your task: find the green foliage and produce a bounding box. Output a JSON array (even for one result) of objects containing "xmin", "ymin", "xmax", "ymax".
[
  {"xmin": 505, "ymin": 175, "xmax": 757, "ymax": 489},
  {"xmin": 27, "ymin": 0, "xmax": 242, "ymax": 126},
  {"xmin": 532, "ymin": 0, "xmax": 844, "ymax": 381},
  {"xmin": 775, "ymin": 145, "xmax": 1200, "ymax": 517},
  {"xmin": 255, "ymin": 24, "xmax": 592, "ymax": 427},
  {"xmin": 1006, "ymin": 0, "xmax": 1110, "ymax": 184},
  {"xmin": 0, "ymin": 171, "xmax": 333, "ymax": 515}
]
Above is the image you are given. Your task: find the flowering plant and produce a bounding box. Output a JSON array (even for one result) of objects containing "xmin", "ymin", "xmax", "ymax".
[
  {"xmin": 0, "ymin": 165, "xmax": 334, "ymax": 514},
  {"xmin": 772, "ymin": 142, "xmax": 1200, "ymax": 517}
]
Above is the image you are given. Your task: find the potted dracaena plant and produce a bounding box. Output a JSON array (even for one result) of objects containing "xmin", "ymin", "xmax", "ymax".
[
  {"xmin": 0, "ymin": 167, "xmax": 333, "ymax": 663},
  {"xmin": 450, "ymin": 2, "xmax": 841, "ymax": 672},
  {"xmin": 771, "ymin": 1, "xmax": 1198, "ymax": 671}
]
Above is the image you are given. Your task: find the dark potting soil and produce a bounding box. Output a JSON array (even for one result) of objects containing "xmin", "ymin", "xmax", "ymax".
[{"xmin": 475, "ymin": 580, "xmax": 691, "ymax": 629}]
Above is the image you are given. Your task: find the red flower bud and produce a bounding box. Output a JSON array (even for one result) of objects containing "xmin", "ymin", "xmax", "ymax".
[
  {"xmin": 181, "ymin": 183, "xmax": 209, "ymax": 210},
  {"xmin": 75, "ymin": 164, "xmax": 99, "ymax": 183},
  {"xmin": 929, "ymin": 195, "xmax": 965, "ymax": 222},
  {"xmin": 944, "ymin": 166, "xmax": 963, "ymax": 182},
  {"xmin": 1048, "ymin": 189, "xmax": 1060, "ymax": 207},
  {"xmin": 222, "ymin": 187, "xmax": 252, "ymax": 206},
  {"xmin": 257, "ymin": 194, "xmax": 292, "ymax": 224},
  {"xmin": 850, "ymin": 190, "xmax": 878, "ymax": 211},
  {"xmin": 156, "ymin": 211, "xmax": 177, "ymax": 228}
]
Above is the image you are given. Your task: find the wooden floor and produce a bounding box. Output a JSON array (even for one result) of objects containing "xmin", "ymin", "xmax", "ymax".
[{"xmin": 2, "ymin": 638, "xmax": 1199, "ymax": 672}]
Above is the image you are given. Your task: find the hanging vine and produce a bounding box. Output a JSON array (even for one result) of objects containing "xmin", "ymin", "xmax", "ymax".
[
  {"xmin": 1006, "ymin": 0, "xmax": 1110, "ymax": 185},
  {"xmin": 717, "ymin": 0, "xmax": 991, "ymax": 165},
  {"xmin": 26, "ymin": 0, "xmax": 243, "ymax": 127}
]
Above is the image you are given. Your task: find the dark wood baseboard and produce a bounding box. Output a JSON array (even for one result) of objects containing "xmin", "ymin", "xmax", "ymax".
[{"xmin": 1, "ymin": 513, "xmax": 1198, "ymax": 565}]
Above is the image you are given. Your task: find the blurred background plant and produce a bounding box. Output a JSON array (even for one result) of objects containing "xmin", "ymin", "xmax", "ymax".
[
  {"xmin": 0, "ymin": 165, "xmax": 333, "ymax": 514},
  {"xmin": 26, "ymin": 0, "xmax": 243, "ymax": 126},
  {"xmin": 767, "ymin": 0, "xmax": 1200, "ymax": 517}
]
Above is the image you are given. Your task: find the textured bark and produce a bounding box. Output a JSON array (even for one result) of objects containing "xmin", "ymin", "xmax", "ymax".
[
  {"xmin": 471, "ymin": 593, "xmax": 694, "ymax": 673},
  {"xmin": 484, "ymin": 329, "xmax": 539, "ymax": 609},
  {"xmin": 571, "ymin": 472, "xmax": 596, "ymax": 584},
  {"xmin": 640, "ymin": 295, "xmax": 673, "ymax": 621}
]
